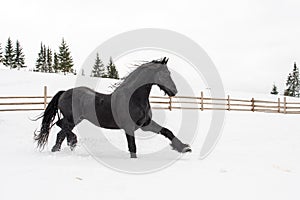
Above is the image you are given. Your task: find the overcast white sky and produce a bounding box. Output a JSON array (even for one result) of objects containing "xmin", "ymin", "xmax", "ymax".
[{"xmin": 1, "ymin": 0, "xmax": 300, "ymax": 93}]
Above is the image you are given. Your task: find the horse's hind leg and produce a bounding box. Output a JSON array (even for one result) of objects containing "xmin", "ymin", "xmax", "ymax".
[
  {"xmin": 52, "ymin": 118, "xmax": 77, "ymax": 151},
  {"xmin": 66, "ymin": 131, "xmax": 77, "ymax": 151},
  {"xmin": 66, "ymin": 118, "xmax": 83, "ymax": 150},
  {"xmin": 51, "ymin": 130, "xmax": 67, "ymax": 152}
]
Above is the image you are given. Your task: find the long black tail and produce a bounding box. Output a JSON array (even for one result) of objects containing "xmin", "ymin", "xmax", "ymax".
[{"xmin": 34, "ymin": 91, "xmax": 65, "ymax": 150}]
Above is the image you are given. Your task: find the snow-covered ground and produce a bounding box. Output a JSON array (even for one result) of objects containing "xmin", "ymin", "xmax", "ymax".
[{"xmin": 0, "ymin": 69, "xmax": 299, "ymax": 200}]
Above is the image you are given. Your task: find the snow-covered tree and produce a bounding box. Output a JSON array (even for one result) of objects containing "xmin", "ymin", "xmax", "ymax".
[
  {"xmin": 13, "ymin": 40, "xmax": 26, "ymax": 69},
  {"xmin": 106, "ymin": 57, "xmax": 119, "ymax": 79},
  {"xmin": 3, "ymin": 37, "xmax": 15, "ymax": 68},
  {"xmin": 91, "ymin": 53, "xmax": 105, "ymax": 77},
  {"xmin": 284, "ymin": 62, "xmax": 300, "ymax": 97},
  {"xmin": 58, "ymin": 38, "xmax": 74, "ymax": 74},
  {"xmin": 270, "ymin": 84, "xmax": 279, "ymax": 95}
]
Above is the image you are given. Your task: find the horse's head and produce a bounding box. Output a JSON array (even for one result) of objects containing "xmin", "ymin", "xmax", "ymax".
[
  {"xmin": 116, "ymin": 57, "xmax": 177, "ymax": 97},
  {"xmin": 151, "ymin": 57, "xmax": 178, "ymax": 97}
]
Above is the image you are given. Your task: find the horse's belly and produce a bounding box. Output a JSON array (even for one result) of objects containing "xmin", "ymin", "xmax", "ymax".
[{"xmin": 94, "ymin": 104, "xmax": 120, "ymax": 129}]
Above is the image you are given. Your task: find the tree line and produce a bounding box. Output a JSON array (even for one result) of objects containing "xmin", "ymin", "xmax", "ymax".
[
  {"xmin": 271, "ymin": 62, "xmax": 300, "ymax": 97},
  {"xmin": 34, "ymin": 38, "xmax": 75, "ymax": 74},
  {"xmin": 0, "ymin": 37, "xmax": 120, "ymax": 79}
]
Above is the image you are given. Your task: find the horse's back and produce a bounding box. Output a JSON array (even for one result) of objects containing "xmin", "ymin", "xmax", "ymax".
[
  {"xmin": 58, "ymin": 87, "xmax": 97, "ymax": 122},
  {"xmin": 58, "ymin": 87, "xmax": 119, "ymax": 129}
]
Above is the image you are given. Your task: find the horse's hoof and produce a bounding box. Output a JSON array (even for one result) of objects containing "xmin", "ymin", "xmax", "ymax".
[
  {"xmin": 67, "ymin": 139, "xmax": 77, "ymax": 147},
  {"xmin": 70, "ymin": 145, "xmax": 76, "ymax": 151},
  {"xmin": 182, "ymin": 146, "xmax": 192, "ymax": 153},
  {"xmin": 67, "ymin": 141, "xmax": 77, "ymax": 150},
  {"xmin": 130, "ymin": 152, "xmax": 137, "ymax": 158},
  {"xmin": 170, "ymin": 138, "xmax": 192, "ymax": 153},
  {"xmin": 51, "ymin": 145, "xmax": 60, "ymax": 152}
]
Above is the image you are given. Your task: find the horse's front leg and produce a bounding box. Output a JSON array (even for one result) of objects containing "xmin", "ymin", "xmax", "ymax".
[
  {"xmin": 125, "ymin": 132, "xmax": 137, "ymax": 158},
  {"xmin": 141, "ymin": 120, "xmax": 192, "ymax": 153},
  {"xmin": 160, "ymin": 128, "xmax": 192, "ymax": 153}
]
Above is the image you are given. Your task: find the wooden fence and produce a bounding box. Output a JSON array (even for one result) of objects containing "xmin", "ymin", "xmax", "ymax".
[
  {"xmin": 0, "ymin": 86, "xmax": 50, "ymax": 112},
  {"xmin": 1, "ymin": 87, "xmax": 300, "ymax": 114},
  {"xmin": 150, "ymin": 92, "xmax": 300, "ymax": 114}
]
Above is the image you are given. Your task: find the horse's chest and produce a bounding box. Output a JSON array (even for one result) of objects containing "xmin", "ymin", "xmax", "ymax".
[{"xmin": 129, "ymin": 103, "xmax": 151, "ymax": 127}]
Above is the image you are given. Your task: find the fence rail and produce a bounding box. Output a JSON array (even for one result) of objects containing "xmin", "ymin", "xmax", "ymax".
[
  {"xmin": 150, "ymin": 91, "xmax": 300, "ymax": 114},
  {"xmin": 1, "ymin": 87, "xmax": 300, "ymax": 114},
  {"xmin": 0, "ymin": 86, "xmax": 51, "ymax": 112}
]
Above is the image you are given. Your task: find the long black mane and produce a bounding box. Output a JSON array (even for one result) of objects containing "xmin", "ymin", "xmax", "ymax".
[{"xmin": 111, "ymin": 58, "xmax": 169, "ymax": 90}]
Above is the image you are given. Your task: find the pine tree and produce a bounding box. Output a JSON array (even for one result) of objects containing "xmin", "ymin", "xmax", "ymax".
[
  {"xmin": 46, "ymin": 47, "xmax": 53, "ymax": 73},
  {"xmin": 91, "ymin": 53, "xmax": 105, "ymax": 77},
  {"xmin": 270, "ymin": 84, "xmax": 279, "ymax": 95},
  {"xmin": 106, "ymin": 57, "xmax": 119, "ymax": 79},
  {"xmin": 3, "ymin": 37, "xmax": 15, "ymax": 68},
  {"xmin": 35, "ymin": 43, "xmax": 46, "ymax": 72},
  {"xmin": 284, "ymin": 73, "xmax": 292, "ymax": 96},
  {"xmin": 58, "ymin": 38, "xmax": 74, "ymax": 74},
  {"xmin": 53, "ymin": 52, "xmax": 59, "ymax": 73},
  {"xmin": 284, "ymin": 62, "xmax": 300, "ymax": 97},
  {"xmin": 0, "ymin": 43, "xmax": 3, "ymax": 64},
  {"xmin": 13, "ymin": 40, "xmax": 26, "ymax": 69},
  {"xmin": 42, "ymin": 45, "xmax": 47, "ymax": 72}
]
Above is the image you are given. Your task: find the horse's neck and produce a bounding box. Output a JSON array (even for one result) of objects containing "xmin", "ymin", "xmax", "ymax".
[{"xmin": 115, "ymin": 67, "xmax": 153, "ymax": 97}]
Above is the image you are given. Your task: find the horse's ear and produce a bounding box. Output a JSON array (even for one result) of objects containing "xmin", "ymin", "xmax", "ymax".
[
  {"xmin": 165, "ymin": 58, "xmax": 169, "ymax": 64},
  {"xmin": 162, "ymin": 57, "xmax": 166, "ymax": 64}
]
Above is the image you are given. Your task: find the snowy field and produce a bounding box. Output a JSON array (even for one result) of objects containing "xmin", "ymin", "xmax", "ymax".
[{"xmin": 0, "ymin": 69, "xmax": 300, "ymax": 200}]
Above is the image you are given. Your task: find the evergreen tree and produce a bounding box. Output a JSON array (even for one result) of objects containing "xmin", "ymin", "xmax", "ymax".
[
  {"xmin": 13, "ymin": 40, "xmax": 26, "ymax": 69},
  {"xmin": 42, "ymin": 45, "xmax": 47, "ymax": 72},
  {"xmin": 35, "ymin": 43, "xmax": 46, "ymax": 72},
  {"xmin": 46, "ymin": 47, "xmax": 53, "ymax": 73},
  {"xmin": 106, "ymin": 57, "xmax": 119, "ymax": 79},
  {"xmin": 53, "ymin": 52, "xmax": 59, "ymax": 73},
  {"xmin": 270, "ymin": 83, "xmax": 279, "ymax": 95},
  {"xmin": 0, "ymin": 43, "xmax": 3, "ymax": 64},
  {"xmin": 3, "ymin": 37, "xmax": 15, "ymax": 68},
  {"xmin": 284, "ymin": 62, "xmax": 300, "ymax": 97},
  {"xmin": 58, "ymin": 38, "xmax": 74, "ymax": 74},
  {"xmin": 91, "ymin": 53, "xmax": 105, "ymax": 77},
  {"xmin": 284, "ymin": 73, "xmax": 292, "ymax": 96}
]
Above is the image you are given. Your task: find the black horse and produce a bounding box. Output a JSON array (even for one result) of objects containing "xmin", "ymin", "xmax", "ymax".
[{"xmin": 34, "ymin": 57, "xmax": 191, "ymax": 158}]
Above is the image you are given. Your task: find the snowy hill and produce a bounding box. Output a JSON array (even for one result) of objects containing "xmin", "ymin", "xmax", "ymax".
[{"xmin": 0, "ymin": 69, "xmax": 299, "ymax": 200}]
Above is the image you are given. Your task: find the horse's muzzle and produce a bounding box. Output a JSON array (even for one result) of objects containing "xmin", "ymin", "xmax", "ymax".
[{"xmin": 158, "ymin": 84, "xmax": 177, "ymax": 97}]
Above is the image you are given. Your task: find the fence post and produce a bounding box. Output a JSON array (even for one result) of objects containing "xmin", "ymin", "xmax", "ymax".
[
  {"xmin": 278, "ymin": 98, "xmax": 280, "ymax": 113},
  {"xmin": 227, "ymin": 95, "xmax": 231, "ymax": 111},
  {"xmin": 169, "ymin": 96, "xmax": 172, "ymax": 111},
  {"xmin": 200, "ymin": 91, "xmax": 204, "ymax": 111},
  {"xmin": 44, "ymin": 86, "xmax": 47, "ymax": 110},
  {"xmin": 251, "ymin": 98, "xmax": 255, "ymax": 112},
  {"xmin": 284, "ymin": 97, "xmax": 287, "ymax": 114}
]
